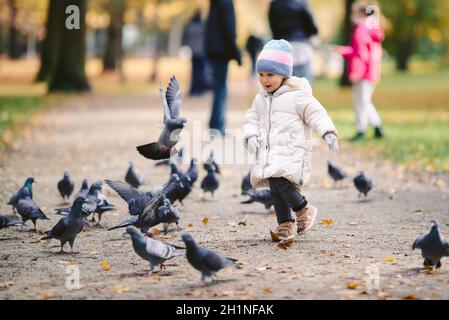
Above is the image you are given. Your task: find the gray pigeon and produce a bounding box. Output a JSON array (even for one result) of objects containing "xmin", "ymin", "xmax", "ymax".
[
  {"xmin": 413, "ymin": 220, "xmax": 449, "ymax": 270},
  {"xmin": 200, "ymin": 165, "xmax": 219, "ymax": 198},
  {"xmin": 107, "ymin": 176, "xmax": 180, "ymax": 234},
  {"xmin": 185, "ymin": 158, "xmax": 198, "ymax": 186},
  {"xmin": 0, "ymin": 215, "xmax": 25, "ymax": 229},
  {"xmin": 354, "ymin": 171, "xmax": 372, "ymax": 197},
  {"xmin": 7, "ymin": 177, "xmax": 35, "ymax": 213},
  {"xmin": 181, "ymin": 233, "xmax": 240, "ymax": 284},
  {"xmin": 126, "ymin": 226, "xmax": 183, "ymax": 274},
  {"xmin": 203, "ymin": 150, "xmax": 220, "ymax": 174},
  {"xmin": 137, "ymin": 76, "xmax": 187, "ymax": 160},
  {"xmin": 241, "ymin": 188, "xmax": 274, "ymax": 210},
  {"xmin": 241, "ymin": 171, "xmax": 252, "ymax": 196},
  {"xmin": 125, "ymin": 162, "xmax": 147, "ymax": 189},
  {"xmin": 57, "ymin": 171, "xmax": 75, "ymax": 202},
  {"xmin": 154, "ymin": 147, "xmax": 184, "ymax": 167},
  {"xmin": 74, "ymin": 179, "xmax": 89, "ymax": 199},
  {"xmin": 327, "ymin": 161, "xmax": 346, "ymax": 184},
  {"xmin": 16, "ymin": 188, "xmax": 49, "ymax": 230},
  {"xmin": 41, "ymin": 197, "xmax": 88, "ymax": 253}
]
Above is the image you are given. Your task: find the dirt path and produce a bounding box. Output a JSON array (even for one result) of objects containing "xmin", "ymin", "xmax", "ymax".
[{"xmin": 1, "ymin": 86, "xmax": 448, "ymax": 300}]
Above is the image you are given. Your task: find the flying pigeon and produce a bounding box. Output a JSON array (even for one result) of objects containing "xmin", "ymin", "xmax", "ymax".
[
  {"xmin": 107, "ymin": 176, "xmax": 180, "ymax": 234},
  {"xmin": 16, "ymin": 188, "xmax": 49, "ymax": 230},
  {"xmin": 137, "ymin": 76, "xmax": 187, "ymax": 160},
  {"xmin": 41, "ymin": 197, "xmax": 88, "ymax": 253},
  {"xmin": 200, "ymin": 165, "xmax": 219, "ymax": 198},
  {"xmin": 241, "ymin": 188, "xmax": 274, "ymax": 210},
  {"xmin": 327, "ymin": 161, "xmax": 346, "ymax": 184},
  {"xmin": 354, "ymin": 171, "xmax": 372, "ymax": 197},
  {"xmin": 154, "ymin": 147, "xmax": 184, "ymax": 167},
  {"xmin": 0, "ymin": 215, "xmax": 25, "ymax": 229},
  {"xmin": 126, "ymin": 226, "xmax": 183, "ymax": 274},
  {"xmin": 57, "ymin": 171, "xmax": 75, "ymax": 202},
  {"xmin": 181, "ymin": 233, "xmax": 240, "ymax": 284},
  {"xmin": 125, "ymin": 162, "xmax": 147, "ymax": 189},
  {"xmin": 7, "ymin": 177, "xmax": 35, "ymax": 213},
  {"xmin": 241, "ymin": 171, "xmax": 252, "ymax": 196},
  {"xmin": 413, "ymin": 220, "xmax": 449, "ymax": 270}
]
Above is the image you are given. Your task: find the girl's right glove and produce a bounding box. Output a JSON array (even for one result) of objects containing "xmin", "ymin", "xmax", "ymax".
[
  {"xmin": 324, "ymin": 132, "xmax": 339, "ymax": 151},
  {"xmin": 247, "ymin": 136, "xmax": 259, "ymax": 154}
]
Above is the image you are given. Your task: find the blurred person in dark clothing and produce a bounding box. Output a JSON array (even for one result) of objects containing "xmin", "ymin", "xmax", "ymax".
[
  {"xmin": 268, "ymin": 0, "xmax": 319, "ymax": 82},
  {"xmin": 182, "ymin": 11, "xmax": 210, "ymax": 96},
  {"xmin": 205, "ymin": 0, "xmax": 242, "ymax": 136}
]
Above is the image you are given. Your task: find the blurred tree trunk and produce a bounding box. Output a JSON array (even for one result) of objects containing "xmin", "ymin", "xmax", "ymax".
[
  {"xmin": 7, "ymin": 0, "xmax": 21, "ymax": 59},
  {"xmin": 150, "ymin": 0, "xmax": 162, "ymax": 82},
  {"xmin": 339, "ymin": 0, "xmax": 355, "ymax": 87},
  {"xmin": 37, "ymin": 0, "xmax": 90, "ymax": 91},
  {"xmin": 396, "ymin": 41, "xmax": 413, "ymax": 71},
  {"xmin": 103, "ymin": 0, "xmax": 125, "ymax": 72}
]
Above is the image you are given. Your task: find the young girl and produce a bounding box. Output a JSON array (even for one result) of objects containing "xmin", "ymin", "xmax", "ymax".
[
  {"xmin": 338, "ymin": 3, "xmax": 384, "ymax": 141},
  {"xmin": 243, "ymin": 39, "xmax": 339, "ymax": 241}
]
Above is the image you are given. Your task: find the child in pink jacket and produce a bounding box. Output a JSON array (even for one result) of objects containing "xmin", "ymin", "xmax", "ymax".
[{"xmin": 338, "ymin": 4, "xmax": 384, "ymax": 140}]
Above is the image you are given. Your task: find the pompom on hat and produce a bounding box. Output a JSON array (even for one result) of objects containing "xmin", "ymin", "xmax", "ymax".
[{"xmin": 256, "ymin": 39, "xmax": 293, "ymax": 78}]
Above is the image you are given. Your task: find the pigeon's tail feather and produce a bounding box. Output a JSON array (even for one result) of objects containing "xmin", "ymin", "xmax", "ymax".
[
  {"xmin": 226, "ymin": 258, "xmax": 242, "ymax": 269},
  {"xmin": 107, "ymin": 219, "xmax": 135, "ymax": 231},
  {"xmin": 240, "ymin": 198, "xmax": 254, "ymax": 204},
  {"xmin": 40, "ymin": 233, "xmax": 53, "ymax": 240},
  {"xmin": 136, "ymin": 142, "xmax": 171, "ymax": 160}
]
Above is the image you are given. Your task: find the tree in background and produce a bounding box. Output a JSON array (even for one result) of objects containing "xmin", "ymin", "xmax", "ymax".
[
  {"xmin": 338, "ymin": 0, "xmax": 355, "ymax": 87},
  {"xmin": 36, "ymin": 0, "xmax": 90, "ymax": 92},
  {"xmin": 103, "ymin": 0, "xmax": 125, "ymax": 73},
  {"xmin": 380, "ymin": 0, "xmax": 448, "ymax": 71},
  {"xmin": 7, "ymin": 0, "xmax": 21, "ymax": 59}
]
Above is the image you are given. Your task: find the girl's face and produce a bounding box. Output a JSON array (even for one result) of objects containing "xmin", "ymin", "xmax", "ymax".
[{"xmin": 258, "ymin": 72, "xmax": 285, "ymax": 93}]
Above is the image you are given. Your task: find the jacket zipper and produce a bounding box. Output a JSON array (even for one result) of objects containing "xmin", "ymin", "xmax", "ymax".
[{"xmin": 265, "ymin": 95, "xmax": 273, "ymax": 172}]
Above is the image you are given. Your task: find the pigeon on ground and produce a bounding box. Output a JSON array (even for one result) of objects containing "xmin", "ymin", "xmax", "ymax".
[
  {"xmin": 181, "ymin": 233, "xmax": 240, "ymax": 284},
  {"xmin": 241, "ymin": 188, "xmax": 274, "ymax": 210},
  {"xmin": 57, "ymin": 171, "xmax": 75, "ymax": 202},
  {"xmin": 241, "ymin": 171, "xmax": 252, "ymax": 196},
  {"xmin": 327, "ymin": 161, "xmax": 346, "ymax": 184},
  {"xmin": 125, "ymin": 162, "xmax": 147, "ymax": 189},
  {"xmin": 154, "ymin": 147, "xmax": 184, "ymax": 167},
  {"xmin": 185, "ymin": 158, "xmax": 198, "ymax": 186},
  {"xmin": 107, "ymin": 176, "xmax": 180, "ymax": 234},
  {"xmin": 354, "ymin": 171, "xmax": 372, "ymax": 197},
  {"xmin": 203, "ymin": 150, "xmax": 220, "ymax": 174},
  {"xmin": 126, "ymin": 226, "xmax": 183, "ymax": 274},
  {"xmin": 41, "ymin": 197, "xmax": 88, "ymax": 253},
  {"xmin": 16, "ymin": 188, "xmax": 49, "ymax": 230},
  {"xmin": 200, "ymin": 165, "xmax": 219, "ymax": 198},
  {"xmin": 137, "ymin": 76, "xmax": 187, "ymax": 160},
  {"xmin": 166, "ymin": 174, "xmax": 192, "ymax": 205},
  {"xmin": 7, "ymin": 177, "xmax": 35, "ymax": 213},
  {"xmin": 413, "ymin": 220, "xmax": 449, "ymax": 270},
  {"xmin": 0, "ymin": 215, "xmax": 25, "ymax": 229},
  {"xmin": 74, "ymin": 179, "xmax": 89, "ymax": 199}
]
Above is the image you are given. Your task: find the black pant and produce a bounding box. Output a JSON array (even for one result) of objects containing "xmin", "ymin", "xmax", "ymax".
[{"xmin": 268, "ymin": 177, "xmax": 308, "ymax": 224}]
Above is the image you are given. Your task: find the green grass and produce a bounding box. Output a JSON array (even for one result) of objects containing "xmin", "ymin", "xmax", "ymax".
[{"xmin": 314, "ymin": 68, "xmax": 449, "ymax": 173}]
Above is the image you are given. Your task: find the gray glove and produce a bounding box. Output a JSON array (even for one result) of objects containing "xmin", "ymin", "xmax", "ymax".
[
  {"xmin": 247, "ymin": 136, "xmax": 259, "ymax": 154},
  {"xmin": 324, "ymin": 132, "xmax": 339, "ymax": 151}
]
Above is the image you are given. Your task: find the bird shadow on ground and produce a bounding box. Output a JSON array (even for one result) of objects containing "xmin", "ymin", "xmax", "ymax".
[
  {"xmin": 353, "ymin": 198, "xmax": 374, "ymax": 204},
  {"xmin": 0, "ymin": 237, "xmax": 19, "ymax": 241},
  {"xmin": 182, "ymin": 278, "xmax": 238, "ymax": 289}
]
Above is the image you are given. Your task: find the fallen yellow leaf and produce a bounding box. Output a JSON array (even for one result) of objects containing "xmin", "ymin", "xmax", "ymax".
[
  {"xmin": 262, "ymin": 287, "xmax": 271, "ymax": 293},
  {"xmin": 202, "ymin": 217, "xmax": 209, "ymax": 225},
  {"xmin": 384, "ymin": 257, "xmax": 395, "ymax": 262},
  {"xmin": 320, "ymin": 219, "xmax": 334, "ymax": 225},
  {"xmin": 41, "ymin": 293, "xmax": 50, "ymax": 300},
  {"xmin": 187, "ymin": 223, "xmax": 193, "ymax": 228},
  {"xmin": 347, "ymin": 282, "xmax": 357, "ymax": 290},
  {"xmin": 403, "ymin": 293, "xmax": 418, "ymax": 300},
  {"xmin": 269, "ymin": 230, "xmax": 279, "ymax": 242},
  {"xmin": 102, "ymin": 261, "xmax": 111, "ymax": 271},
  {"xmin": 112, "ymin": 285, "xmax": 130, "ymax": 293}
]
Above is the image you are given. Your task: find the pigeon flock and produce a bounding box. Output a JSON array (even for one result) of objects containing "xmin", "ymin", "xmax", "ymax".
[{"xmin": 1, "ymin": 76, "xmax": 447, "ymax": 292}]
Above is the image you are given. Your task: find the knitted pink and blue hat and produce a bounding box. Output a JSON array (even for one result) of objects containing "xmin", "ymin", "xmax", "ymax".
[{"xmin": 256, "ymin": 39, "xmax": 293, "ymax": 78}]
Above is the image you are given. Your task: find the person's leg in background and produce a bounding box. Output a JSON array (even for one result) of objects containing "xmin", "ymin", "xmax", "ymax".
[
  {"xmin": 293, "ymin": 62, "xmax": 313, "ymax": 84},
  {"xmin": 350, "ymin": 80, "xmax": 368, "ymax": 141},
  {"xmin": 208, "ymin": 59, "xmax": 229, "ymax": 135},
  {"xmin": 361, "ymin": 80, "xmax": 384, "ymax": 138}
]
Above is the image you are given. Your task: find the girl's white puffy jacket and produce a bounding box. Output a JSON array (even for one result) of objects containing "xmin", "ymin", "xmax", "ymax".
[{"xmin": 243, "ymin": 76, "xmax": 337, "ymax": 189}]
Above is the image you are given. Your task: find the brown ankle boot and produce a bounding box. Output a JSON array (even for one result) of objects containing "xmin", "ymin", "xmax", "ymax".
[{"xmin": 295, "ymin": 205, "xmax": 318, "ymax": 235}]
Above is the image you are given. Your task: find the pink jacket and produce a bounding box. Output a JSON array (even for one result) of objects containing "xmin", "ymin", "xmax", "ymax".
[{"xmin": 339, "ymin": 18, "xmax": 384, "ymax": 84}]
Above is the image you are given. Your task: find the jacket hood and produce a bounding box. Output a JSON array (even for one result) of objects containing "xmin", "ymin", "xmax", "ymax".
[{"xmin": 257, "ymin": 76, "xmax": 310, "ymax": 97}]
